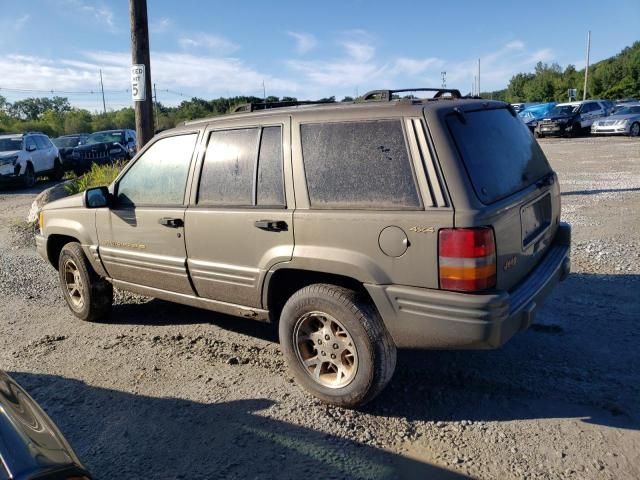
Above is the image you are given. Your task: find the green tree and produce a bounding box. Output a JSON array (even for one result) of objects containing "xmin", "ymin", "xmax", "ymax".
[{"xmin": 64, "ymin": 109, "xmax": 92, "ymax": 134}]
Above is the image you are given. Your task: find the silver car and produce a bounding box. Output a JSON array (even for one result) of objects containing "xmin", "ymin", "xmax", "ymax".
[{"xmin": 591, "ymin": 103, "xmax": 640, "ymax": 136}]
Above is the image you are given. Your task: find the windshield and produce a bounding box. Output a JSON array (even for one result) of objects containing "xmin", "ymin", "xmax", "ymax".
[
  {"xmin": 85, "ymin": 131, "xmax": 124, "ymax": 145},
  {"xmin": 549, "ymin": 105, "xmax": 579, "ymax": 116},
  {"xmin": 53, "ymin": 137, "xmax": 81, "ymax": 148},
  {"xmin": 613, "ymin": 106, "xmax": 640, "ymax": 115},
  {"xmin": 0, "ymin": 137, "xmax": 23, "ymax": 152},
  {"xmin": 447, "ymin": 108, "xmax": 552, "ymax": 204}
]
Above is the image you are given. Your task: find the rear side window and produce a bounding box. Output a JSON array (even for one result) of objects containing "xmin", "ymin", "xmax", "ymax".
[
  {"xmin": 198, "ymin": 126, "xmax": 284, "ymax": 207},
  {"xmin": 301, "ymin": 120, "xmax": 421, "ymax": 209},
  {"xmin": 446, "ymin": 108, "xmax": 552, "ymax": 204}
]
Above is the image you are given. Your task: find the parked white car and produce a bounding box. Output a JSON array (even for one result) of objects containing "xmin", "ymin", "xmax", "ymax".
[
  {"xmin": 591, "ymin": 104, "xmax": 640, "ymax": 136},
  {"xmin": 0, "ymin": 132, "xmax": 62, "ymax": 188}
]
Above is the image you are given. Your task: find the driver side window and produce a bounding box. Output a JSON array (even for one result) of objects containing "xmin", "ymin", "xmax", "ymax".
[{"xmin": 117, "ymin": 133, "xmax": 198, "ymax": 207}]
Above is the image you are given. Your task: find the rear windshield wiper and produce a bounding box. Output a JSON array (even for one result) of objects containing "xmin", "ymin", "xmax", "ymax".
[{"xmin": 536, "ymin": 172, "xmax": 555, "ymax": 189}]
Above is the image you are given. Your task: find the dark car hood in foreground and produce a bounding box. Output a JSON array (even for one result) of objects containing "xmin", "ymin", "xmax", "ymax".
[{"xmin": 0, "ymin": 371, "xmax": 91, "ymax": 480}]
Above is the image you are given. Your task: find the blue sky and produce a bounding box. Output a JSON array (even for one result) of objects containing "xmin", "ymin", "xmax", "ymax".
[{"xmin": 0, "ymin": 0, "xmax": 638, "ymax": 111}]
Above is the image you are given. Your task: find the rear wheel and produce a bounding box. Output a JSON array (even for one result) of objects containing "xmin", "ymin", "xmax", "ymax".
[
  {"xmin": 630, "ymin": 122, "xmax": 640, "ymax": 137},
  {"xmin": 279, "ymin": 284, "xmax": 396, "ymax": 408},
  {"xmin": 21, "ymin": 164, "xmax": 36, "ymax": 188},
  {"xmin": 49, "ymin": 159, "xmax": 64, "ymax": 181},
  {"xmin": 58, "ymin": 242, "xmax": 113, "ymax": 321},
  {"xmin": 534, "ymin": 131, "xmax": 544, "ymax": 138}
]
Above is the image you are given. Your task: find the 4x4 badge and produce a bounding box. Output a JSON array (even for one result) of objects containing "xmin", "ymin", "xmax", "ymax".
[{"xmin": 409, "ymin": 226, "xmax": 435, "ymax": 234}]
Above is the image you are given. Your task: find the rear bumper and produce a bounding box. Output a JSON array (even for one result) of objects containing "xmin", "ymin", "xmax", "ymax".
[{"xmin": 366, "ymin": 223, "xmax": 571, "ymax": 349}]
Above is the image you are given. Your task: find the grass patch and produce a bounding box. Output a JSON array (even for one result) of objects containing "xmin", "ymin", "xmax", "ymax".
[{"xmin": 65, "ymin": 161, "xmax": 126, "ymax": 195}]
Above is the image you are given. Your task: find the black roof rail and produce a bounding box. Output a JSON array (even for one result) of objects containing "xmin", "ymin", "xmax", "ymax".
[
  {"xmin": 231, "ymin": 100, "xmax": 335, "ymax": 113},
  {"xmin": 361, "ymin": 88, "xmax": 463, "ymax": 102}
]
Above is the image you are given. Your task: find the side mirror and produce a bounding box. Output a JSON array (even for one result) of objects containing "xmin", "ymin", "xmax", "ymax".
[
  {"xmin": 84, "ymin": 186, "xmax": 111, "ymax": 209},
  {"xmin": 26, "ymin": 145, "xmax": 36, "ymax": 152}
]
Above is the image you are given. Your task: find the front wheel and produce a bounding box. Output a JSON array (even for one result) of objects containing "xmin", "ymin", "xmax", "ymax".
[
  {"xmin": 630, "ymin": 122, "xmax": 640, "ymax": 137},
  {"xmin": 21, "ymin": 164, "xmax": 36, "ymax": 188},
  {"xmin": 58, "ymin": 242, "xmax": 113, "ymax": 321},
  {"xmin": 279, "ymin": 284, "xmax": 396, "ymax": 408}
]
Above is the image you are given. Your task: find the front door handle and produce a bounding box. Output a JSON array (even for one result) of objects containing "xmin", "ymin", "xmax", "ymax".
[
  {"xmin": 254, "ymin": 219, "xmax": 288, "ymax": 232},
  {"xmin": 158, "ymin": 217, "xmax": 184, "ymax": 228}
]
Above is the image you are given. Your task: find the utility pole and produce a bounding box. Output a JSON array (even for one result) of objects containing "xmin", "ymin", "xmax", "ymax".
[
  {"xmin": 129, "ymin": 0, "xmax": 154, "ymax": 149},
  {"xmin": 583, "ymin": 31, "xmax": 591, "ymax": 101},
  {"xmin": 441, "ymin": 71, "xmax": 447, "ymax": 89},
  {"xmin": 99, "ymin": 69, "xmax": 106, "ymax": 114},
  {"xmin": 477, "ymin": 58, "xmax": 481, "ymax": 98},
  {"xmin": 262, "ymin": 80, "xmax": 266, "ymax": 104}
]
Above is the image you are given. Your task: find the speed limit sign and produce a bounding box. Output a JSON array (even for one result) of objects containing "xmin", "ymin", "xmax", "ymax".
[{"xmin": 131, "ymin": 64, "xmax": 146, "ymax": 101}]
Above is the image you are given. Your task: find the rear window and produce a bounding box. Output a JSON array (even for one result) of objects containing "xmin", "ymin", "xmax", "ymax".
[{"xmin": 446, "ymin": 108, "xmax": 552, "ymax": 204}]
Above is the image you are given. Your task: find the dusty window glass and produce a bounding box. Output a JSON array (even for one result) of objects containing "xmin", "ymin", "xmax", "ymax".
[
  {"xmin": 257, "ymin": 126, "xmax": 284, "ymax": 206},
  {"xmin": 301, "ymin": 120, "xmax": 421, "ymax": 209},
  {"xmin": 117, "ymin": 133, "xmax": 197, "ymax": 206},
  {"xmin": 198, "ymin": 128, "xmax": 259, "ymax": 206}
]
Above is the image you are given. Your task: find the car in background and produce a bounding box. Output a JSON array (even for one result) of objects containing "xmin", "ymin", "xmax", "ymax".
[
  {"xmin": 70, "ymin": 129, "xmax": 137, "ymax": 175},
  {"xmin": 0, "ymin": 132, "xmax": 62, "ymax": 188},
  {"xmin": 53, "ymin": 134, "xmax": 89, "ymax": 171},
  {"xmin": 518, "ymin": 102, "xmax": 557, "ymax": 132},
  {"xmin": 511, "ymin": 102, "xmax": 540, "ymax": 113},
  {"xmin": 0, "ymin": 370, "xmax": 92, "ymax": 479},
  {"xmin": 535, "ymin": 100, "xmax": 608, "ymax": 138},
  {"xmin": 591, "ymin": 103, "xmax": 640, "ymax": 136}
]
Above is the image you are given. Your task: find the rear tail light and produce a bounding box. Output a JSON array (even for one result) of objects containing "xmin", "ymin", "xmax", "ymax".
[{"xmin": 438, "ymin": 227, "xmax": 496, "ymax": 292}]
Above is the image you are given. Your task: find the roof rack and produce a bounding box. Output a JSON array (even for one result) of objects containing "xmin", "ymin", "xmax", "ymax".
[
  {"xmin": 231, "ymin": 100, "xmax": 335, "ymax": 113},
  {"xmin": 361, "ymin": 88, "xmax": 462, "ymax": 102}
]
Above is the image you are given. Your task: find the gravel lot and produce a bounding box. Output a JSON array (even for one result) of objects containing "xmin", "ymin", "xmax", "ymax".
[{"xmin": 1, "ymin": 136, "xmax": 638, "ymax": 479}]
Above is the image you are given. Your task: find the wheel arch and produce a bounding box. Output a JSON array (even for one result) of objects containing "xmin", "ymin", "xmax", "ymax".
[
  {"xmin": 263, "ymin": 268, "xmax": 375, "ymax": 324},
  {"xmin": 46, "ymin": 234, "xmax": 80, "ymax": 270}
]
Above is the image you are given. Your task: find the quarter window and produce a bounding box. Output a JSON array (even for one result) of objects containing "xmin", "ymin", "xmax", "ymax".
[
  {"xmin": 117, "ymin": 133, "xmax": 198, "ymax": 206},
  {"xmin": 300, "ymin": 120, "xmax": 421, "ymax": 209}
]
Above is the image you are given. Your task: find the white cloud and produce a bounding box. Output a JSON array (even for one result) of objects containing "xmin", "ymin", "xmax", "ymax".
[
  {"xmin": 392, "ymin": 57, "xmax": 443, "ymax": 76},
  {"xmin": 15, "ymin": 14, "xmax": 30, "ymax": 30},
  {"xmin": 63, "ymin": 0, "xmax": 115, "ymax": 31},
  {"xmin": 150, "ymin": 17, "xmax": 172, "ymax": 34},
  {"xmin": 178, "ymin": 33, "xmax": 239, "ymax": 52},
  {"xmin": 287, "ymin": 32, "xmax": 317, "ymax": 54}
]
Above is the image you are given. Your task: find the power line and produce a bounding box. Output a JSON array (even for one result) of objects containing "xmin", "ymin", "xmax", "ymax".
[{"xmin": 0, "ymin": 86, "xmax": 128, "ymax": 95}]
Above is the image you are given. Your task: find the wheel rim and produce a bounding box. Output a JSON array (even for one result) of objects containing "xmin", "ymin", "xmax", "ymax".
[
  {"xmin": 632, "ymin": 123, "xmax": 640, "ymax": 136},
  {"xmin": 63, "ymin": 259, "xmax": 85, "ymax": 310},
  {"xmin": 293, "ymin": 311, "xmax": 358, "ymax": 389}
]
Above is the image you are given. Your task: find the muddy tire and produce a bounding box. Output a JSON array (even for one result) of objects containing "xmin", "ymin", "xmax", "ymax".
[
  {"xmin": 21, "ymin": 164, "xmax": 36, "ymax": 188},
  {"xmin": 630, "ymin": 122, "xmax": 640, "ymax": 137},
  {"xmin": 49, "ymin": 159, "xmax": 64, "ymax": 181},
  {"xmin": 279, "ymin": 284, "xmax": 396, "ymax": 408},
  {"xmin": 58, "ymin": 242, "xmax": 113, "ymax": 322}
]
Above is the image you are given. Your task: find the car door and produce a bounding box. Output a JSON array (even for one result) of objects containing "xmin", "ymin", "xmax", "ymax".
[
  {"xmin": 580, "ymin": 103, "xmax": 598, "ymax": 128},
  {"xmin": 31, "ymin": 136, "xmax": 48, "ymax": 173},
  {"xmin": 24, "ymin": 136, "xmax": 40, "ymax": 171},
  {"xmin": 95, "ymin": 131, "xmax": 201, "ymax": 295},
  {"xmin": 39, "ymin": 136, "xmax": 56, "ymax": 170},
  {"xmin": 184, "ymin": 118, "xmax": 294, "ymax": 308}
]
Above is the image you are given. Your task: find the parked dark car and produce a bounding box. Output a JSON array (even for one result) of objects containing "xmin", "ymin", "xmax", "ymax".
[
  {"xmin": 52, "ymin": 134, "xmax": 89, "ymax": 171},
  {"xmin": 70, "ymin": 129, "xmax": 136, "ymax": 175},
  {"xmin": 535, "ymin": 100, "xmax": 608, "ymax": 138},
  {"xmin": 0, "ymin": 371, "xmax": 92, "ymax": 480}
]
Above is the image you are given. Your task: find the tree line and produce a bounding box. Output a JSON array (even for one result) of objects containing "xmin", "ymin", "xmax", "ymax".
[
  {"xmin": 1, "ymin": 41, "xmax": 638, "ymax": 138},
  {"xmin": 491, "ymin": 41, "xmax": 640, "ymax": 102}
]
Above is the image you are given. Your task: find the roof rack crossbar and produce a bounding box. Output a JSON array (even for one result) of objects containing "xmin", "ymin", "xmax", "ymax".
[
  {"xmin": 231, "ymin": 100, "xmax": 335, "ymax": 113},
  {"xmin": 361, "ymin": 88, "xmax": 462, "ymax": 102}
]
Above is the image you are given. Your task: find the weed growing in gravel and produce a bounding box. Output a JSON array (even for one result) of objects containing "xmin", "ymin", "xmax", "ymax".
[{"xmin": 65, "ymin": 161, "xmax": 126, "ymax": 195}]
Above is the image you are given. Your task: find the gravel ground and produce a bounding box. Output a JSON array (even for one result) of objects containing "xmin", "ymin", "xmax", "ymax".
[{"xmin": 0, "ymin": 136, "xmax": 639, "ymax": 480}]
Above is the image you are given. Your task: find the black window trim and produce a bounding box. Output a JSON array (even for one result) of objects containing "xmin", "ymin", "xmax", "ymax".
[
  {"xmin": 299, "ymin": 118, "xmax": 424, "ymax": 211},
  {"xmin": 113, "ymin": 130, "xmax": 200, "ymax": 209},
  {"xmin": 195, "ymin": 123, "xmax": 287, "ymax": 209}
]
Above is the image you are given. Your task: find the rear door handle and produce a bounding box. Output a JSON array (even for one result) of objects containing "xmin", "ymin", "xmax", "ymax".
[
  {"xmin": 254, "ymin": 219, "xmax": 288, "ymax": 232},
  {"xmin": 158, "ymin": 217, "xmax": 184, "ymax": 228}
]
